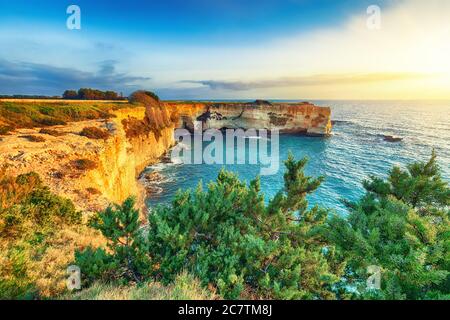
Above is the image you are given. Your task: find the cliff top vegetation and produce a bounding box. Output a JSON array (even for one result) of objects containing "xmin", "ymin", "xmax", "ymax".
[{"xmin": 0, "ymin": 100, "xmax": 130, "ymax": 135}]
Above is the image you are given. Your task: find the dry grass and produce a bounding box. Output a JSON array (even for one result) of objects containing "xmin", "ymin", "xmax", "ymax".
[
  {"xmin": 0, "ymin": 169, "xmax": 107, "ymax": 299},
  {"xmin": 0, "ymin": 169, "xmax": 42, "ymax": 209},
  {"xmin": 0, "ymin": 224, "xmax": 107, "ymax": 299},
  {"xmin": 29, "ymin": 226, "xmax": 107, "ymax": 298},
  {"xmin": 61, "ymin": 271, "xmax": 218, "ymax": 300}
]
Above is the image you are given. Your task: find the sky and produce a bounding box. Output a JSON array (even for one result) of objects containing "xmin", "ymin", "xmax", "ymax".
[{"xmin": 0, "ymin": 0, "xmax": 449, "ymax": 99}]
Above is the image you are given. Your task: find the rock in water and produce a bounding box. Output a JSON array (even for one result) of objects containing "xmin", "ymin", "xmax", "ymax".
[{"xmin": 383, "ymin": 135, "xmax": 403, "ymax": 142}]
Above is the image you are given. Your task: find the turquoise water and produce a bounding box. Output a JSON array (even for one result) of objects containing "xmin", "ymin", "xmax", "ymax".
[{"xmin": 146, "ymin": 100, "xmax": 450, "ymax": 214}]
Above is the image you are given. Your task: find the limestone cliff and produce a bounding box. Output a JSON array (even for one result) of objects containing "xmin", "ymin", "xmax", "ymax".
[
  {"xmin": 0, "ymin": 99, "xmax": 331, "ymax": 212},
  {"xmin": 0, "ymin": 106, "xmax": 174, "ymax": 212},
  {"xmin": 166, "ymin": 100, "xmax": 332, "ymax": 136}
]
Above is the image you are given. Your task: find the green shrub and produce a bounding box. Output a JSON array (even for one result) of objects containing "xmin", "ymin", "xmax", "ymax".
[
  {"xmin": 1, "ymin": 171, "xmax": 42, "ymax": 210},
  {"xmin": 0, "ymin": 246, "xmax": 38, "ymax": 299},
  {"xmin": 70, "ymin": 153, "xmax": 449, "ymax": 300},
  {"xmin": 75, "ymin": 197, "xmax": 151, "ymax": 285},
  {"xmin": 1, "ymin": 175, "xmax": 81, "ymax": 234},
  {"xmin": 26, "ymin": 188, "xmax": 81, "ymax": 225},
  {"xmin": 75, "ymin": 247, "xmax": 117, "ymax": 286}
]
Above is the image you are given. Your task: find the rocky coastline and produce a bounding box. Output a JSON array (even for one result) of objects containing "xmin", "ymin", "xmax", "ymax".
[{"xmin": 0, "ymin": 99, "xmax": 332, "ymax": 212}]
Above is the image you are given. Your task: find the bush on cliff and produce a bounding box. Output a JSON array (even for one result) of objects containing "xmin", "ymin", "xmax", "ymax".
[
  {"xmin": 20, "ymin": 135, "xmax": 46, "ymax": 143},
  {"xmin": 327, "ymin": 150, "xmax": 450, "ymax": 299},
  {"xmin": 80, "ymin": 126, "xmax": 111, "ymax": 140},
  {"xmin": 128, "ymin": 90, "xmax": 160, "ymax": 104},
  {"xmin": 39, "ymin": 128, "xmax": 65, "ymax": 137},
  {"xmin": 72, "ymin": 158, "xmax": 98, "ymax": 171},
  {"xmin": 75, "ymin": 197, "xmax": 151, "ymax": 286}
]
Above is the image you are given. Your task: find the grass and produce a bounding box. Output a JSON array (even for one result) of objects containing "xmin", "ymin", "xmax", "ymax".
[
  {"xmin": 0, "ymin": 100, "xmax": 131, "ymax": 135},
  {"xmin": 0, "ymin": 169, "xmax": 104, "ymax": 299},
  {"xmin": 61, "ymin": 272, "xmax": 218, "ymax": 300}
]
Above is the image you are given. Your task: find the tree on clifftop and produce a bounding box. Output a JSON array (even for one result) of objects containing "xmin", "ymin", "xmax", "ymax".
[
  {"xmin": 62, "ymin": 88, "xmax": 123, "ymax": 100},
  {"xmin": 62, "ymin": 90, "xmax": 78, "ymax": 99}
]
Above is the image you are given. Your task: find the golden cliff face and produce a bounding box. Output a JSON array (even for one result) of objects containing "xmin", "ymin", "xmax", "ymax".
[
  {"xmin": 165, "ymin": 101, "xmax": 332, "ymax": 136},
  {"xmin": 86, "ymin": 107, "xmax": 175, "ymax": 210},
  {"xmin": 0, "ymin": 107, "xmax": 174, "ymax": 212}
]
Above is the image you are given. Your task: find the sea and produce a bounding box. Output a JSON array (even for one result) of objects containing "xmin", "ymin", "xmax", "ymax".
[{"xmin": 145, "ymin": 100, "xmax": 450, "ymax": 214}]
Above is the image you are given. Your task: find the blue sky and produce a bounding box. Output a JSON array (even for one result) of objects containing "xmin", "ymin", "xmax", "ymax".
[
  {"xmin": 1, "ymin": 0, "xmax": 385, "ymax": 43},
  {"xmin": 1, "ymin": 0, "xmax": 449, "ymax": 99}
]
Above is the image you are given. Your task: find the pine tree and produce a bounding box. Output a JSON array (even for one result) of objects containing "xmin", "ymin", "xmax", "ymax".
[
  {"xmin": 147, "ymin": 154, "xmax": 342, "ymax": 299},
  {"xmin": 75, "ymin": 197, "xmax": 151, "ymax": 284}
]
